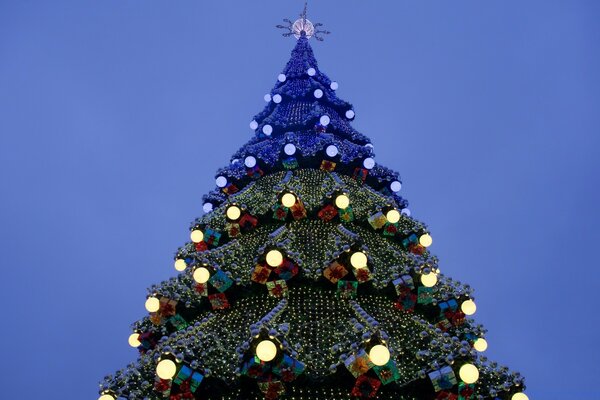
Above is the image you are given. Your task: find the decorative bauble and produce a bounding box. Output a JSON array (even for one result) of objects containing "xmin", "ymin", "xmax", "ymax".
[
  {"xmin": 226, "ymin": 205, "xmax": 242, "ymax": 221},
  {"xmin": 345, "ymin": 110, "xmax": 355, "ymax": 119},
  {"xmin": 369, "ymin": 345, "xmax": 390, "ymax": 366},
  {"xmin": 203, "ymin": 202, "xmax": 213, "ymax": 213},
  {"xmin": 98, "ymin": 394, "xmax": 115, "ymax": 400},
  {"xmin": 244, "ymin": 156, "xmax": 257, "ymax": 168},
  {"xmin": 215, "ymin": 176, "xmax": 227, "ymax": 188},
  {"xmin": 190, "ymin": 229, "xmax": 204, "ymax": 243},
  {"xmin": 459, "ymin": 363, "xmax": 479, "ymax": 384},
  {"xmin": 249, "ymin": 120, "xmax": 258, "ymax": 130},
  {"xmin": 335, "ymin": 194, "xmax": 350, "ymax": 209},
  {"xmin": 363, "ymin": 157, "xmax": 375, "ymax": 170},
  {"xmin": 421, "ymin": 272, "xmax": 438, "ymax": 287},
  {"xmin": 262, "ymin": 125, "xmax": 273, "ymax": 136},
  {"xmin": 145, "ymin": 297, "xmax": 160, "ymax": 313},
  {"xmin": 314, "ymin": 89, "xmax": 323, "ymax": 98},
  {"xmin": 320, "ymin": 115, "xmax": 330, "ymax": 126},
  {"xmin": 474, "ymin": 338, "xmax": 488, "ymax": 352},
  {"xmin": 512, "ymin": 393, "xmax": 529, "ymax": 400},
  {"xmin": 128, "ymin": 333, "xmax": 141, "ymax": 348},
  {"xmin": 281, "ymin": 193, "xmax": 297, "ymax": 208},
  {"xmin": 350, "ymin": 251, "xmax": 367, "ymax": 269},
  {"xmin": 390, "ymin": 180, "xmax": 402, "ymax": 192},
  {"xmin": 156, "ymin": 358, "xmax": 177, "ymax": 380},
  {"xmin": 278, "ymin": 73, "xmax": 286, "ymax": 82},
  {"xmin": 284, "ymin": 143, "xmax": 296, "ymax": 155},
  {"xmin": 193, "ymin": 267, "xmax": 210, "ymax": 284},
  {"xmin": 266, "ymin": 250, "xmax": 284, "ymax": 267},
  {"xmin": 419, "ymin": 233, "xmax": 433, "ymax": 247},
  {"xmin": 264, "ymin": 94, "xmax": 271, "ymax": 102},
  {"xmin": 461, "ymin": 299, "xmax": 477, "ymax": 315},
  {"xmin": 326, "ymin": 145, "xmax": 338, "ymax": 157},
  {"xmin": 174, "ymin": 259, "xmax": 187, "ymax": 272},
  {"xmin": 330, "ymin": 81, "xmax": 338, "ymax": 90},
  {"xmin": 401, "ymin": 208, "xmax": 411, "ymax": 216},
  {"xmin": 273, "ymin": 94, "xmax": 282, "ymax": 103},
  {"xmin": 386, "ymin": 209, "xmax": 400, "ymax": 223},
  {"xmin": 256, "ymin": 340, "xmax": 278, "ymax": 362},
  {"xmin": 307, "ymin": 67, "xmax": 316, "ymax": 76}
]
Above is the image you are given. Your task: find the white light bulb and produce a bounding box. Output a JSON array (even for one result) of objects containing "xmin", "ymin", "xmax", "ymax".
[
  {"xmin": 473, "ymin": 338, "xmax": 488, "ymax": 352},
  {"xmin": 369, "ymin": 345, "xmax": 390, "ymax": 366},
  {"xmin": 345, "ymin": 110, "xmax": 355, "ymax": 119},
  {"xmin": 512, "ymin": 393, "xmax": 529, "ymax": 400},
  {"xmin": 266, "ymin": 250, "xmax": 284, "ymax": 267},
  {"xmin": 421, "ymin": 272, "xmax": 438, "ymax": 287},
  {"xmin": 278, "ymin": 73, "xmax": 286, "ymax": 82},
  {"xmin": 401, "ymin": 208, "xmax": 411, "ymax": 217},
  {"xmin": 459, "ymin": 363, "xmax": 479, "ymax": 384},
  {"xmin": 273, "ymin": 94, "xmax": 282, "ymax": 103},
  {"xmin": 193, "ymin": 267, "xmax": 210, "ymax": 284},
  {"xmin": 314, "ymin": 89, "xmax": 323, "ymax": 98},
  {"xmin": 350, "ymin": 251, "xmax": 368, "ymax": 269},
  {"xmin": 262, "ymin": 125, "xmax": 273, "ymax": 136},
  {"xmin": 264, "ymin": 94, "xmax": 271, "ymax": 102},
  {"xmin": 386, "ymin": 209, "xmax": 401, "ymax": 223},
  {"xmin": 174, "ymin": 259, "xmax": 187, "ymax": 272},
  {"xmin": 335, "ymin": 194, "xmax": 350, "ymax": 209},
  {"xmin": 284, "ymin": 143, "xmax": 296, "ymax": 155},
  {"xmin": 215, "ymin": 176, "xmax": 227, "ymax": 188},
  {"xmin": 363, "ymin": 157, "xmax": 375, "ymax": 170},
  {"xmin": 256, "ymin": 340, "xmax": 278, "ymax": 362},
  {"xmin": 281, "ymin": 193, "xmax": 297, "ymax": 208},
  {"xmin": 307, "ymin": 67, "xmax": 316, "ymax": 76},
  {"xmin": 244, "ymin": 156, "xmax": 256, "ymax": 168},
  {"xmin": 419, "ymin": 234, "xmax": 433, "ymax": 247},
  {"xmin": 226, "ymin": 205, "xmax": 241, "ymax": 220},
  {"xmin": 320, "ymin": 115, "xmax": 330, "ymax": 126},
  {"xmin": 98, "ymin": 394, "xmax": 116, "ymax": 400},
  {"xmin": 326, "ymin": 145, "xmax": 338, "ymax": 157},
  {"xmin": 461, "ymin": 299, "xmax": 477, "ymax": 316},
  {"xmin": 330, "ymin": 81, "xmax": 338, "ymax": 90},
  {"xmin": 249, "ymin": 120, "xmax": 258, "ymax": 130},
  {"xmin": 128, "ymin": 333, "xmax": 141, "ymax": 348},
  {"xmin": 390, "ymin": 180, "xmax": 402, "ymax": 192},
  {"xmin": 203, "ymin": 202, "xmax": 213, "ymax": 213},
  {"xmin": 190, "ymin": 229, "xmax": 204, "ymax": 243},
  {"xmin": 156, "ymin": 358, "xmax": 177, "ymax": 380},
  {"xmin": 145, "ymin": 297, "xmax": 160, "ymax": 313}
]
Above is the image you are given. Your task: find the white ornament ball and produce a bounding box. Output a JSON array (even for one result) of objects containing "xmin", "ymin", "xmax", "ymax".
[
  {"xmin": 326, "ymin": 145, "xmax": 338, "ymax": 157},
  {"xmin": 281, "ymin": 193, "xmax": 297, "ymax": 208},
  {"xmin": 330, "ymin": 81, "xmax": 338, "ymax": 90},
  {"xmin": 215, "ymin": 176, "xmax": 227, "ymax": 188},
  {"xmin": 421, "ymin": 272, "xmax": 438, "ymax": 287},
  {"xmin": 307, "ymin": 67, "xmax": 316, "ymax": 76},
  {"xmin": 190, "ymin": 229, "xmax": 204, "ymax": 243},
  {"xmin": 145, "ymin": 297, "xmax": 160, "ymax": 313},
  {"xmin": 249, "ymin": 120, "xmax": 258, "ymax": 130},
  {"xmin": 128, "ymin": 333, "xmax": 141, "ymax": 348},
  {"xmin": 264, "ymin": 94, "xmax": 272, "ymax": 102},
  {"xmin": 98, "ymin": 394, "xmax": 116, "ymax": 400},
  {"xmin": 203, "ymin": 202, "xmax": 213, "ymax": 213},
  {"xmin": 473, "ymin": 338, "xmax": 488, "ymax": 352},
  {"xmin": 369, "ymin": 345, "xmax": 390, "ymax": 366},
  {"xmin": 226, "ymin": 205, "xmax": 242, "ymax": 220},
  {"xmin": 174, "ymin": 259, "xmax": 187, "ymax": 272},
  {"xmin": 512, "ymin": 393, "xmax": 529, "ymax": 400},
  {"xmin": 262, "ymin": 124, "xmax": 273, "ymax": 136},
  {"xmin": 284, "ymin": 143, "xmax": 296, "ymax": 155},
  {"xmin": 335, "ymin": 194, "xmax": 350, "ymax": 209},
  {"xmin": 350, "ymin": 251, "xmax": 368, "ymax": 269},
  {"xmin": 320, "ymin": 115, "xmax": 330, "ymax": 126},
  {"xmin": 266, "ymin": 250, "xmax": 284, "ymax": 267},
  {"xmin": 193, "ymin": 267, "xmax": 210, "ymax": 284},
  {"xmin": 244, "ymin": 156, "xmax": 257, "ymax": 168},
  {"xmin": 256, "ymin": 340, "xmax": 278, "ymax": 362},
  {"xmin": 363, "ymin": 157, "xmax": 375, "ymax": 170},
  {"xmin": 419, "ymin": 233, "xmax": 433, "ymax": 247},
  {"xmin": 390, "ymin": 181, "xmax": 402, "ymax": 192},
  {"xmin": 386, "ymin": 209, "xmax": 401, "ymax": 224},
  {"xmin": 278, "ymin": 73, "xmax": 286, "ymax": 82},
  {"xmin": 458, "ymin": 363, "xmax": 479, "ymax": 384},
  {"xmin": 345, "ymin": 110, "xmax": 355, "ymax": 119},
  {"xmin": 156, "ymin": 358, "xmax": 177, "ymax": 380},
  {"xmin": 461, "ymin": 299, "xmax": 477, "ymax": 316},
  {"xmin": 314, "ymin": 89, "xmax": 323, "ymax": 98},
  {"xmin": 273, "ymin": 94, "xmax": 282, "ymax": 103}
]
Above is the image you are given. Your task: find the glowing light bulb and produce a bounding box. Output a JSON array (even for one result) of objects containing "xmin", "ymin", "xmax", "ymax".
[
  {"xmin": 98, "ymin": 394, "xmax": 116, "ymax": 400},
  {"xmin": 369, "ymin": 345, "xmax": 390, "ymax": 366},
  {"xmin": 193, "ymin": 267, "xmax": 210, "ymax": 284},
  {"xmin": 266, "ymin": 250, "xmax": 283, "ymax": 267},
  {"xmin": 281, "ymin": 193, "xmax": 297, "ymax": 208},
  {"xmin": 145, "ymin": 297, "xmax": 160, "ymax": 313},
  {"xmin": 461, "ymin": 299, "xmax": 477, "ymax": 315},
  {"xmin": 421, "ymin": 272, "xmax": 438, "ymax": 287},
  {"xmin": 156, "ymin": 358, "xmax": 177, "ymax": 380},
  {"xmin": 128, "ymin": 333, "xmax": 141, "ymax": 348},
  {"xmin": 226, "ymin": 205, "xmax": 241, "ymax": 220},
  {"xmin": 174, "ymin": 259, "xmax": 187, "ymax": 272},
  {"xmin": 335, "ymin": 194, "xmax": 350, "ymax": 209},
  {"xmin": 190, "ymin": 229, "xmax": 204, "ymax": 243},
  {"xmin": 512, "ymin": 393, "xmax": 529, "ymax": 400},
  {"xmin": 249, "ymin": 120, "xmax": 258, "ymax": 130},
  {"xmin": 386, "ymin": 209, "xmax": 400, "ymax": 223},
  {"xmin": 256, "ymin": 340, "xmax": 278, "ymax": 362},
  {"xmin": 350, "ymin": 251, "xmax": 367, "ymax": 269},
  {"xmin": 459, "ymin": 363, "xmax": 479, "ymax": 384},
  {"xmin": 473, "ymin": 338, "xmax": 488, "ymax": 352},
  {"xmin": 419, "ymin": 233, "xmax": 433, "ymax": 247}
]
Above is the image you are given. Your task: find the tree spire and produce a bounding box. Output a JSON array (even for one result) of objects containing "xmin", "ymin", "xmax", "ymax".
[{"xmin": 276, "ymin": 2, "xmax": 330, "ymax": 41}]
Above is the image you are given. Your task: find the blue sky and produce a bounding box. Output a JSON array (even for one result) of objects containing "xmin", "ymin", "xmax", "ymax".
[{"xmin": 0, "ymin": 1, "xmax": 599, "ymax": 398}]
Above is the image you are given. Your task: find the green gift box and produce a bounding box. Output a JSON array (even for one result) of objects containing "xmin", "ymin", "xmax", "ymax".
[
  {"xmin": 418, "ymin": 286, "xmax": 433, "ymax": 305},
  {"xmin": 368, "ymin": 212, "xmax": 387, "ymax": 229},
  {"xmin": 168, "ymin": 314, "xmax": 188, "ymax": 331},
  {"xmin": 337, "ymin": 280, "xmax": 358, "ymax": 299},
  {"xmin": 339, "ymin": 206, "xmax": 354, "ymax": 222},
  {"xmin": 374, "ymin": 360, "xmax": 400, "ymax": 385}
]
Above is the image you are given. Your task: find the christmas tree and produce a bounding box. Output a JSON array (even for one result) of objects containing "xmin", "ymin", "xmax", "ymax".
[{"xmin": 99, "ymin": 7, "xmax": 527, "ymax": 400}]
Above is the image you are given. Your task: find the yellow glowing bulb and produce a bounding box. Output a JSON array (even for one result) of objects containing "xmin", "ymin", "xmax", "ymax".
[
  {"xmin": 266, "ymin": 250, "xmax": 283, "ymax": 267},
  {"xmin": 226, "ymin": 205, "xmax": 241, "ymax": 220},
  {"xmin": 461, "ymin": 299, "xmax": 477, "ymax": 316},
  {"xmin": 421, "ymin": 272, "xmax": 438, "ymax": 287},
  {"xmin": 174, "ymin": 259, "xmax": 187, "ymax": 271},
  {"xmin": 98, "ymin": 394, "xmax": 115, "ymax": 400},
  {"xmin": 419, "ymin": 233, "xmax": 433, "ymax": 247},
  {"xmin": 473, "ymin": 338, "xmax": 488, "ymax": 352},
  {"xmin": 512, "ymin": 393, "xmax": 529, "ymax": 400},
  {"xmin": 256, "ymin": 340, "xmax": 278, "ymax": 362},
  {"xmin": 156, "ymin": 358, "xmax": 177, "ymax": 380},
  {"xmin": 350, "ymin": 251, "xmax": 368, "ymax": 269},
  {"xmin": 281, "ymin": 193, "xmax": 297, "ymax": 208},
  {"xmin": 128, "ymin": 333, "xmax": 141, "ymax": 348},
  {"xmin": 190, "ymin": 229, "xmax": 204, "ymax": 243},
  {"xmin": 145, "ymin": 297, "xmax": 160, "ymax": 313},
  {"xmin": 386, "ymin": 209, "xmax": 400, "ymax": 223},
  {"xmin": 193, "ymin": 267, "xmax": 210, "ymax": 284},
  {"xmin": 335, "ymin": 194, "xmax": 350, "ymax": 209},
  {"xmin": 459, "ymin": 363, "xmax": 479, "ymax": 384},
  {"xmin": 369, "ymin": 345, "xmax": 390, "ymax": 366}
]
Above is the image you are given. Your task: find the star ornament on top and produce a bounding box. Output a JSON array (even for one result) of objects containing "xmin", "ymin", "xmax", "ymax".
[{"xmin": 276, "ymin": 2, "xmax": 330, "ymax": 41}]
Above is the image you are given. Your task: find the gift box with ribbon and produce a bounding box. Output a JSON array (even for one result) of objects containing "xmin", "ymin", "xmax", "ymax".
[
  {"xmin": 383, "ymin": 222, "xmax": 399, "ymax": 236},
  {"xmin": 320, "ymin": 160, "xmax": 336, "ymax": 171},
  {"xmin": 246, "ymin": 165, "xmax": 264, "ymax": 179},
  {"xmin": 373, "ymin": 360, "xmax": 400, "ymax": 385},
  {"xmin": 318, "ymin": 204, "xmax": 338, "ymax": 222},
  {"xmin": 194, "ymin": 282, "xmax": 208, "ymax": 296},
  {"xmin": 393, "ymin": 275, "xmax": 415, "ymax": 293},
  {"xmin": 428, "ymin": 366, "xmax": 457, "ymax": 392},
  {"xmin": 354, "ymin": 267, "xmax": 372, "ymax": 283},
  {"xmin": 209, "ymin": 269, "xmax": 233, "ymax": 292},
  {"xmin": 401, "ymin": 233, "xmax": 419, "ymax": 249},
  {"xmin": 445, "ymin": 310, "xmax": 466, "ymax": 327},
  {"xmin": 290, "ymin": 201, "xmax": 306, "ymax": 220},
  {"xmin": 154, "ymin": 377, "xmax": 172, "ymax": 397},
  {"xmin": 159, "ymin": 297, "xmax": 178, "ymax": 317},
  {"xmin": 351, "ymin": 375, "xmax": 381, "ymax": 398},
  {"xmin": 439, "ymin": 299, "xmax": 458, "ymax": 314},
  {"xmin": 418, "ymin": 286, "xmax": 433, "ymax": 305},
  {"xmin": 344, "ymin": 350, "xmax": 374, "ymax": 377},
  {"xmin": 258, "ymin": 380, "xmax": 285, "ymax": 400},
  {"xmin": 409, "ymin": 243, "xmax": 426, "ymax": 255},
  {"xmin": 203, "ymin": 229, "xmax": 221, "ymax": 247},
  {"xmin": 395, "ymin": 288, "xmax": 417, "ymax": 312},
  {"xmin": 226, "ymin": 222, "xmax": 241, "ymax": 237},
  {"xmin": 266, "ymin": 279, "xmax": 288, "ymax": 297},
  {"xmin": 274, "ymin": 260, "xmax": 298, "ymax": 280},
  {"xmin": 323, "ymin": 261, "xmax": 348, "ymax": 283},
  {"xmin": 272, "ymin": 354, "xmax": 305, "ymax": 382},
  {"xmin": 458, "ymin": 382, "xmax": 475, "ymax": 400},
  {"xmin": 252, "ymin": 265, "xmax": 271, "ymax": 284},
  {"xmin": 282, "ymin": 157, "xmax": 298, "ymax": 169},
  {"xmin": 239, "ymin": 213, "xmax": 259, "ymax": 230},
  {"xmin": 353, "ymin": 167, "xmax": 368, "ymax": 183},
  {"xmin": 168, "ymin": 314, "xmax": 188, "ymax": 331},
  {"xmin": 337, "ymin": 280, "xmax": 358, "ymax": 299},
  {"xmin": 272, "ymin": 204, "xmax": 289, "ymax": 221},
  {"xmin": 339, "ymin": 206, "xmax": 354, "ymax": 222},
  {"xmin": 368, "ymin": 212, "xmax": 387, "ymax": 230},
  {"xmin": 208, "ymin": 293, "xmax": 230, "ymax": 310},
  {"xmin": 222, "ymin": 183, "xmax": 238, "ymax": 195}
]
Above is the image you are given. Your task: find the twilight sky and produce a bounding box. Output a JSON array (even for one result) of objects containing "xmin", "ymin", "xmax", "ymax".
[{"xmin": 1, "ymin": 1, "xmax": 599, "ymax": 399}]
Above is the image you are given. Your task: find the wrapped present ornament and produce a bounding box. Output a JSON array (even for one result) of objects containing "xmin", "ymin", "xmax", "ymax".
[
  {"xmin": 323, "ymin": 261, "xmax": 348, "ymax": 283},
  {"xmin": 290, "ymin": 201, "xmax": 307, "ymax": 220},
  {"xmin": 339, "ymin": 206, "xmax": 354, "ymax": 222},
  {"xmin": 344, "ymin": 350, "xmax": 374, "ymax": 377},
  {"xmin": 373, "ymin": 360, "xmax": 400, "ymax": 385},
  {"xmin": 445, "ymin": 310, "xmax": 466, "ymax": 327},
  {"xmin": 222, "ymin": 182, "xmax": 239, "ymax": 195},
  {"xmin": 208, "ymin": 293, "xmax": 230, "ymax": 310},
  {"xmin": 282, "ymin": 156, "xmax": 298, "ymax": 169},
  {"xmin": 159, "ymin": 297, "xmax": 178, "ymax": 317},
  {"xmin": 272, "ymin": 354, "xmax": 306, "ymax": 382},
  {"xmin": 168, "ymin": 314, "xmax": 188, "ymax": 331},
  {"xmin": 354, "ymin": 267, "xmax": 372, "ymax": 283},
  {"xmin": 194, "ymin": 282, "xmax": 208, "ymax": 296},
  {"xmin": 353, "ymin": 167, "xmax": 368, "ymax": 183},
  {"xmin": 318, "ymin": 204, "xmax": 338, "ymax": 222},
  {"xmin": 428, "ymin": 366, "xmax": 457, "ymax": 392},
  {"xmin": 439, "ymin": 299, "xmax": 459, "ymax": 314},
  {"xmin": 368, "ymin": 212, "xmax": 387, "ymax": 230},
  {"xmin": 194, "ymin": 241, "xmax": 208, "ymax": 252},
  {"xmin": 252, "ymin": 265, "xmax": 272, "ymax": 284},
  {"xmin": 226, "ymin": 222, "xmax": 241, "ymax": 237},
  {"xmin": 351, "ymin": 375, "xmax": 381, "ymax": 398},
  {"xmin": 154, "ymin": 377, "xmax": 172, "ymax": 397},
  {"xmin": 314, "ymin": 122, "xmax": 327, "ymax": 133},
  {"xmin": 239, "ymin": 213, "xmax": 258, "ymax": 230},
  {"xmin": 436, "ymin": 318, "xmax": 452, "ymax": 332},
  {"xmin": 274, "ymin": 260, "xmax": 298, "ymax": 280},
  {"xmin": 138, "ymin": 331, "xmax": 156, "ymax": 350},
  {"xmin": 393, "ymin": 275, "xmax": 415, "ymax": 293},
  {"xmin": 246, "ymin": 165, "xmax": 264, "ymax": 179},
  {"xmin": 241, "ymin": 357, "xmax": 269, "ymax": 378},
  {"xmin": 258, "ymin": 380, "xmax": 285, "ymax": 400},
  {"xmin": 382, "ymin": 222, "xmax": 399, "ymax": 236},
  {"xmin": 266, "ymin": 279, "xmax": 288, "ymax": 297},
  {"xmin": 395, "ymin": 288, "xmax": 417, "ymax": 312},
  {"xmin": 320, "ymin": 160, "xmax": 336, "ymax": 172},
  {"xmin": 209, "ymin": 269, "xmax": 233, "ymax": 292},
  {"xmin": 409, "ymin": 242, "xmax": 426, "ymax": 255},
  {"xmin": 170, "ymin": 380, "xmax": 195, "ymax": 400},
  {"xmin": 337, "ymin": 280, "xmax": 358, "ymax": 299},
  {"xmin": 173, "ymin": 366, "xmax": 204, "ymax": 393},
  {"xmin": 401, "ymin": 233, "xmax": 419, "ymax": 249},
  {"xmin": 272, "ymin": 204, "xmax": 289, "ymax": 221},
  {"xmin": 458, "ymin": 382, "xmax": 475, "ymax": 400},
  {"xmin": 203, "ymin": 229, "xmax": 221, "ymax": 247},
  {"xmin": 417, "ymin": 286, "xmax": 434, "ymax": 305},
  {"xmin": 436, "ymin": 391, "xmax": 458, "ymax": 400}
]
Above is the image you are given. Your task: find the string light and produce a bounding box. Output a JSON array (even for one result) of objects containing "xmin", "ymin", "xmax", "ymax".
[
  {"xmin": 226, "ymin": 205, "xmax": 242, "ymax": 220},
  {"xmin": 190, "ymin": 229, "xmax": 204, "ymax": 243},
  {"xmin": 174, "ymin": 259, "xmax": 187, "ymax": 272},
  {"xmin": 193, "ymin": 267, "xmax": 210, "ymax": 284},
  {"xmin": 281, "ymin": 193, "xmax": 297, "ymax": 208},
  {"xmin": 128, "ymin": 333, "xmax": 141, "ymax": 348},
  {"xmin": 368, "ymin": 345, "xmax": 390, "ymax": 366},
  {"xmin": 335, "ymin": 194, "xmax": 350, "ymax": 209},
  {"xmin": 461, "ymin": 299, "xmax": 477, "ymax": 315},
  {"xmin": 386, "ymin": 209, "xmax": 400, "ymax": 223},
  {"xmin": 350, "ymin": 251, "xmax": 367, "ymax": 269},
  {"xmin": 459, "ymin": 363, "xmax": 479, "ymax": 384},
  {"xmin": 473, "ymin": 338, "xmax": 488, "ymax": 352},
  {"xmin": 419, "ymin": 233, "xmax": 433, "ymax": 247},
  {"xmin": 156, "ymin": 358, "xmax": 177, "ymax": 380},
  {"xmin": 421, "ymin": 272, "xmax": 438, "ymax": 287},
  {"xmin": 145, "ymin": 297, "xmax": 160, "ymax": 313},
  {"xmin": 255, "ymin": 340, "xmax": 278, "ymax": 362},
  {"xmin": 266, "ymin": 250, "xmax": 283, "ymax": 267}
]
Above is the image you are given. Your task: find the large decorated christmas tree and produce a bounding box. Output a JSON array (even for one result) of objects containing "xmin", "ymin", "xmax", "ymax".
[{"xmin": 99, "ymin": 7, "xmax": 527, "ymax": 400}]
